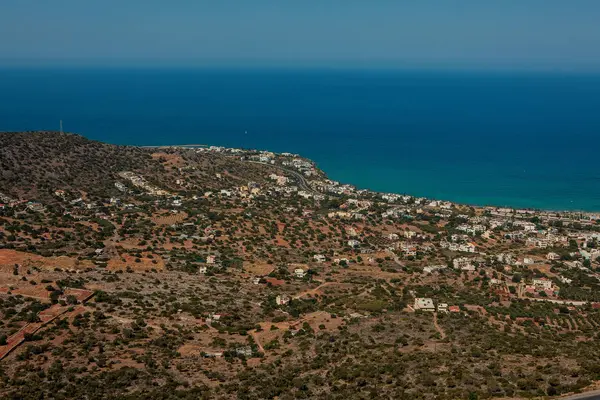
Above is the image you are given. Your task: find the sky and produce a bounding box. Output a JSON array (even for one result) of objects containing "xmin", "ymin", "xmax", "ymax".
[{"xmin": 1, "ymin": 1, "xmax": 600, "ymax": 71}]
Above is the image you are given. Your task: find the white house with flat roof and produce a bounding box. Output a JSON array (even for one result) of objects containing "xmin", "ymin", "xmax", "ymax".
[
  {"xmin": 313, "ymin": 254, "xmax": 326, "ymax": 263},
  {"xmin": 414, "ymin": 298, "xmax": 435, "ymax": 312},
  {"xmin": 533, "ymin": 278, "xmax": 553, "ymax": 290}
]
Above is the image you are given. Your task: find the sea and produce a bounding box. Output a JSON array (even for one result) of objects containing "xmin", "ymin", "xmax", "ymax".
[{"xmin": 1, "ymin": 67, "xmax": 600, "ymax": 212}]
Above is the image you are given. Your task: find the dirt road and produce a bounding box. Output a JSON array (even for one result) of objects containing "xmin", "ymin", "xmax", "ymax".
[{"xmin": 433, "ymin": 312, "xmax": 446, "ymax": 340}]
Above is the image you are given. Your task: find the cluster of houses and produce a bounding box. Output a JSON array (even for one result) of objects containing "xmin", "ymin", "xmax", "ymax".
[
  {"xmin": 269, "ymin": 174, "xmax": 289, "ymax": 186},
  {"xmin": 327, "ymin": 210, "xmax": 364, "ymax": 221},
  {"xmin": 455, "ymin": 224, "xmax": 487, "ymax": 235},
  {"xmin": 0, "ymin": 191, "xmax": 29, "ymax": 211},
  {"xmin": 237, "ymin": 182, "xmax": 262, "ymax": 198},
  {"xmin": 201, "ymin": 146, "xmax": 319, "ymax": 179},
  {"xmin": 381, "ymin": 207, "xmax": 412, "ymax": 220},
  {"xmin": 296, "ymin": 190, "xmax": 325, "ymax": 201},
  {"xmin": 281, "ymin": 158, "xmax": 316, "ymax": 177},
  {"xmin": 440, "ymin": 241, "xmax": 477, "ymax": 253},
  {"xmin": 321, "ymin": 181, "xmax": 357, "ymax": 196},
  {"xmin": 526, "ymin": 236, "xmax": 567, "ymax": 249},
  {"xmin": 118, "ymin": 171, "xmax": 171, "ymax": 197}
]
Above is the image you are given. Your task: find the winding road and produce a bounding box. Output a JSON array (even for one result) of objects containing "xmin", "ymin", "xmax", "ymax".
[{"xmin": 248, "ymin": 161, "xmax": 319, "ymax": 194}]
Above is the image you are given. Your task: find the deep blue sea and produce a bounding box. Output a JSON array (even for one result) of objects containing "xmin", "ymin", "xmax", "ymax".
[{"xmin": 1, "ymin": 67, "xmax": 600, "ymax": 211}]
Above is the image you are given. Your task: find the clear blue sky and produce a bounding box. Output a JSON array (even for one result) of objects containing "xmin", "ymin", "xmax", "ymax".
[{"xmin": 1, "ymin": 0, "xmax": 600, "ymax": 70}]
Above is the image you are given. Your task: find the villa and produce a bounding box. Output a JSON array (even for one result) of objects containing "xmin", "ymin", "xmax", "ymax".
[{"xmin": 414, "ymin": 298, "xmax": 435, "ymax": 312}]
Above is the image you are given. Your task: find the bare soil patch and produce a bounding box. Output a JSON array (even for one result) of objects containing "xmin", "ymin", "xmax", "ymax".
[{"xmin": 0, "ymin": 249, "xmax": 94, "ymax": 271}]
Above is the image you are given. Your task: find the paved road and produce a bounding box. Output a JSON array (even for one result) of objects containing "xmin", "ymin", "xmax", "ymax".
[
  {"xmin": 248, "ymin": 161, "xmax": 318, "ymax": 194},
  {"xmin": 560, "ymin": 390, "xmax": 600, "ymax": 399}
]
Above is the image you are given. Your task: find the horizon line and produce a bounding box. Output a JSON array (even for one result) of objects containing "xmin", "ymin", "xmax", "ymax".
[{"xmin": 2, "ymin": 64, "xmax": 600, "ymax": 76}]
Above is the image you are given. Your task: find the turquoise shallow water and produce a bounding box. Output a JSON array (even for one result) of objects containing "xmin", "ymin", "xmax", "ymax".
[{"xmin": 1, "ymin": 67, "xmax": 600, "ymax": 211}]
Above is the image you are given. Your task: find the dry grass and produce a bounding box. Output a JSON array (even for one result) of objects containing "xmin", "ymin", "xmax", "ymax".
[
  {"xmin": 0, "ymin": 249, "xmax": 94, "ymax": 271},
  {"xmin": 151, "ymin": 152, "xmax": 186, "ymax": 167},
  {"xmin": 151, "ymin": 211, "xmax": 188, "ymax": 226},
  {"xmin": 243, "ymin": 263, "xmax": 276, "ymax": 276},
  {"xmin": 107, "ymin": 252, "xmax": 165, "ymax": 271}
]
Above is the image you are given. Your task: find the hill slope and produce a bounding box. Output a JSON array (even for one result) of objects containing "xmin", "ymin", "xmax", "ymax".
[{"xmin": 0, "ymin": 131, "xmax": 163, "ymax": 201}]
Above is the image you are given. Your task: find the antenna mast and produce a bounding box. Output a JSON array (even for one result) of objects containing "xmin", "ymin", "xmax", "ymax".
[{"xmin": 60, "ymin": 120, "xmax": 63, "ymax": 134}]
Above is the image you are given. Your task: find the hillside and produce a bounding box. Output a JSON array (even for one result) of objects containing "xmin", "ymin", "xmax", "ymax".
[
  {"xmin": 0, "ymin": 131, "xmax": 272, "ymax": 203},
  {"xmin": 0, "ymin": 131, "xmax": 162, "ymax": 201},
  {"xmin": 0, "ymin": 132, "xmax": 599, "ymax": 399}
]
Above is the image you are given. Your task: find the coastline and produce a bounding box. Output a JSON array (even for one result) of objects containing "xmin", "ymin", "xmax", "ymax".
[
  {"xmin": 3, "ymin": 69, "xmax": 600, "ymax": 213},
  {"xmin": 142, "ymin": 142, "xmax": 600, "ymax": 216}
]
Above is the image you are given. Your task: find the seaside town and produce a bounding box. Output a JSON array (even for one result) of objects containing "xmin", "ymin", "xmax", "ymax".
[{"xmin": 1, "ymin": 132, "xmax": 600, "ymax": 399}]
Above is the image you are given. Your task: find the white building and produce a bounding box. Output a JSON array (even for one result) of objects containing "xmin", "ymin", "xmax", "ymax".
[
  {"xmin": 404, "ymin": 230, "xmax": 417, "ymax": 239},
  {"xmin": 347, "ymin": 240, "xmax": 361, "ymax": 248},
  {"xmin": 294, "ymin": 268, "xmax": 306, "ymax": 278},
  {"xmin": 558, "ymin": 276, "xmax": 573, "ymax": 284},
  {"xmin": 414, "ymin": 298, "xmax": 435, "ymax": 312},
  {"xmin": 527, "ymin": 237, "xmax": 550, "ymax": 248},
  {"xmin": 532, "ymin": 278, "xmax": 553, "ymax": 290},
  {"xmin": 453, "ymin": 257, "xmax": 474, "ymax": 271},
  {"xmin": 403, "ymin": 246, "xmax": 418, "ymax": 257},
  {"xmin": 276, "ymin": 295, "xmax": 290, "ymax": 305},
  {"xmin": 423, "ymin": 265, "xmax": 447, "ymax": 274},
  {"xmin": 313, "ymin": 254, "xmax": 326, "ymax": 263},
  {"xmin": 497, "ymin": 253, "xmax": 516, "ymax": 264},
  {"xmin": 459, "ymin": 242, "xmax": 477, "ymax": 253}
]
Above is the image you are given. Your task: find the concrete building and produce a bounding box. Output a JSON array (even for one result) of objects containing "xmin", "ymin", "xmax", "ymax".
[
  {"xmin": 533, "ymin": 278, "xmax": 553, "ymax": 290},
  {"xmin": 414, "ymin": 297, "xmax": 435, "ymax": 312},
  {"xmin": 276, "ymin": 295, "xmax": 290, "ymax": 305},
  {"xmin": 453, "ymin": 257, "xmax": 474, "ymax": 271}
]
